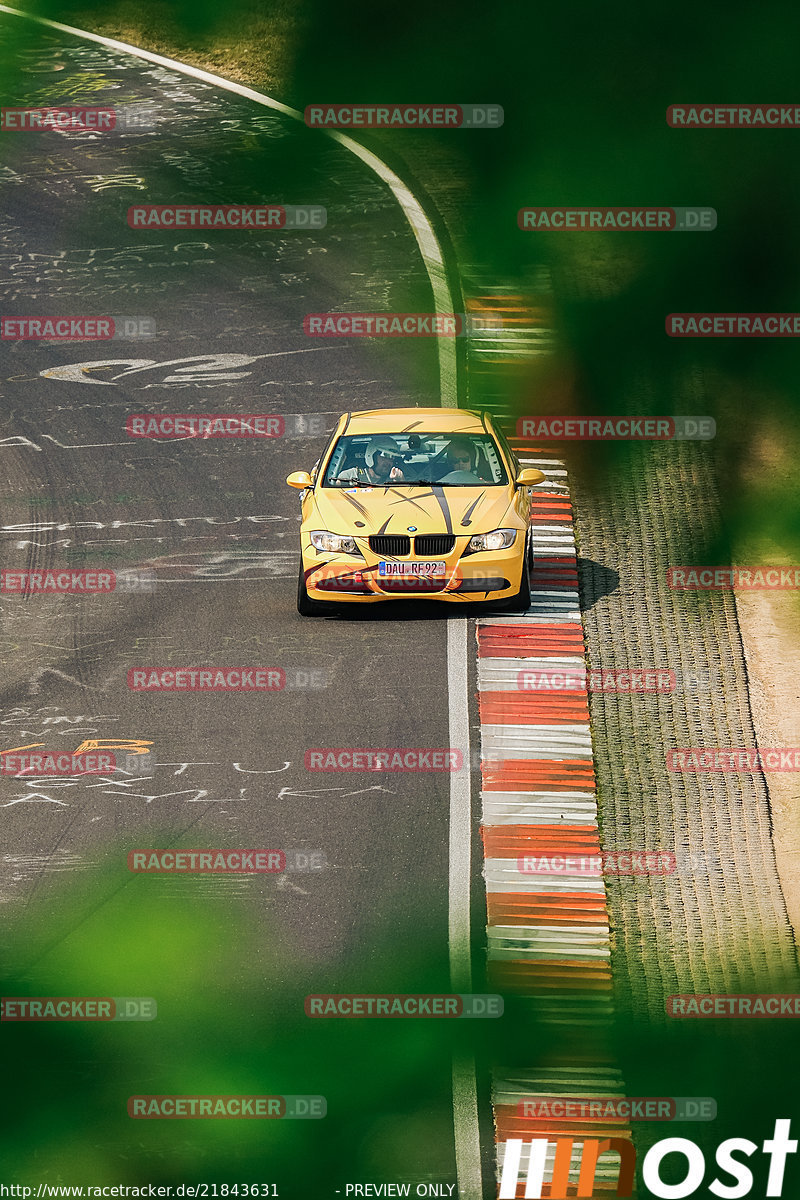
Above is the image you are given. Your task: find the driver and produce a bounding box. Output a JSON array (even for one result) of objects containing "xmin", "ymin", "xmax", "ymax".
[{"xmin": 337, "ymin": 435, "xmax": 405, "ymax": 485}]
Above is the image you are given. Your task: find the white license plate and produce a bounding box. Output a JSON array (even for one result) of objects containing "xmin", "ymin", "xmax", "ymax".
[{"xmin": 379, "ymin": 560, "xmax": 446, "ymax": 577}]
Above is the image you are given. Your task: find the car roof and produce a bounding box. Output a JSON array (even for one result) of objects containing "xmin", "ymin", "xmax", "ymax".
[{"xmin": 343, "ymin": 407, "xmax": 488, "ymax": 435}]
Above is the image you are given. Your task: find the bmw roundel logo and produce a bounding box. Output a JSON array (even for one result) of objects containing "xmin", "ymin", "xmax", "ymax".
[{"xmin": 407, "ymin": 526, "xmax": 417, "ymax": 532}]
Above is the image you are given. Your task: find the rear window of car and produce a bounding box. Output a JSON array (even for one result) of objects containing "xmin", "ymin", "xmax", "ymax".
[{"xmin": 321, "ymin": 433, "xmax": 509, "ymax": 486}]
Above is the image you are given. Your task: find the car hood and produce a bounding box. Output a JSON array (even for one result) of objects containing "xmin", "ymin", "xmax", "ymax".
[{"xmin": 311, "ymin": 484, "xmax": 514, "ymax": 536}]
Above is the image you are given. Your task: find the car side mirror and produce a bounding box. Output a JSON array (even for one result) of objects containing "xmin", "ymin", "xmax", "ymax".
[
  {"xmin": 516, "ymin": 467, "xmax": 546, "ymax": 487},
  {"xmin": 286, "ymin": 471, "xmax": 313, "ymax": 490}
]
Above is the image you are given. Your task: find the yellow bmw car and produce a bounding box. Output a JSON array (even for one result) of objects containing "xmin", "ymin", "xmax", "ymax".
[{"xmin": 286, "ymin": 407, "xmax": 545, "ymax": 615}]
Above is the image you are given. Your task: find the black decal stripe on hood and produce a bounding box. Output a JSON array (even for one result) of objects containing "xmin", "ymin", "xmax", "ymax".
[
  {"xmin": 340, "ymin": 491, "xmax": 369, "ymax": 518},
  {"xmin": 385, "ymin": 488, "xmax": 435, "ymax": 513},
  {"xmin": 377, "ymin": 516, "xmax": 392, "ymax": 534},
  {"xmin": 460, "ymin": 491, "xmax": 486, "ymax": 528},
  {"xmin": 431, "ymin": 485, "xmax": 453, "ymax": 534}
]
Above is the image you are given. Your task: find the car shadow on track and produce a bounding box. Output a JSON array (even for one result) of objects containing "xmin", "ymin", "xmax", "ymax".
[
  {"xmin": 576, "ymin": 557, "xmax": 620, "ymax": 611},
  {"xmin": 310, "ymin": 557, "xmax": 620, "ymax": 620},
  {"xmin": 313, "ymin": 601, "xmax": 494, "ymax": 622}
]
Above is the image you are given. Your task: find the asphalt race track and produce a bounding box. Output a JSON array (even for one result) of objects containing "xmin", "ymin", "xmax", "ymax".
[{"xmin": 0, "ymin": 17, "xmax": 485, "ymax": 1193}]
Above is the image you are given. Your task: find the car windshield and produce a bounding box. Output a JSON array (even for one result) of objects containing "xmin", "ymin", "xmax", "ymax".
[{"xmin": 321, "ymin": 433, "xmax": 508, "ymax": 487}]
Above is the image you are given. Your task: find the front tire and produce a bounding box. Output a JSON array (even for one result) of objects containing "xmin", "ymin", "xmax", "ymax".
[
  {"xmin": 506, "ymin": 550, "xmax": 532, "ymax": 612},
  {"xmin": 482, "ymin": 537, "xmax": 533, "ymax": 614},
  {"xmin": 494, "ymin": 533, "xmax": 532, "ymax": 613},
  {"xmin": 297, "ymin": 561, "xmax": 332, "ymax": 617}
]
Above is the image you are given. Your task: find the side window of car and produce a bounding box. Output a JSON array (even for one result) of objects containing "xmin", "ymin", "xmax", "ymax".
[
  {"xmin": 493, "ymin": 425, "xmax": 519, "ymax": 479},
  {"xmin": 316, "ymin": 426, "xmax": 349, "ymax": 483},
  {"xmin": 323, "ymin": 443, "xmax": 345, "ymax": 482},
  {"xmin": 341, "ymin": 440, "xmax": 366, "ymax": 474},
  {"xmin": 474, "ymin": 444, "xmax": 492, "ymax": 480}
]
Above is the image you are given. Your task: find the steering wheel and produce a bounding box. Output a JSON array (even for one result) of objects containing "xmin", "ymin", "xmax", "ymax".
[{"xmin": 439, "ymin": 469, "xmax": 482, "ymax": 484}]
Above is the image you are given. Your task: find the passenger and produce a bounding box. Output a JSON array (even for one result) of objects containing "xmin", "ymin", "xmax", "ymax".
[{"xmin": 441, "ymin": 437, "xmax": 476, "ymax": 478}]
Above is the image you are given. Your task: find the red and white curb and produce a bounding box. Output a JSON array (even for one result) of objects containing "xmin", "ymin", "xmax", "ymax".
[{"xmin": 477, "ymin": 448, "xmax": 631, "ymax": 1196}]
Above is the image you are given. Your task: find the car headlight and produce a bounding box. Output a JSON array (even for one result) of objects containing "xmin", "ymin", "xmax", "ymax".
[
  {"xmin": 310, "ymin": 530, "xmax": 360, "ymax": 554},
  {"xmin": 467, "ymin": 528, "xmax": 517, "ymax": 552}
]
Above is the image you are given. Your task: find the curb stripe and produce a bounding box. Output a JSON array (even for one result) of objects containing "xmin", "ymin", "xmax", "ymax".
[{"xmin": 476, "ymin": 456, "xmax": 630, "ymax": 1196}]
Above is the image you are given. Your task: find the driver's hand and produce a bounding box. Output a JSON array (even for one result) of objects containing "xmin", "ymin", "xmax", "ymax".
[{"xmin": 389, "ymin": 465, "xmax": 404, "ymax": 481}]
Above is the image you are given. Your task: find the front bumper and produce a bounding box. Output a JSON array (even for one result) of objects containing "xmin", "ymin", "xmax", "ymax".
[{"xmin": 301, "ymin": 534, "xmax": 526, "ymax": 604}]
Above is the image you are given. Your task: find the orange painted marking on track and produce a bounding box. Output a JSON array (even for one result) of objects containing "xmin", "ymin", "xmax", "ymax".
[{"xmin": 72, "ymin": 738, "xmax": 153, "ymax": 756}]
